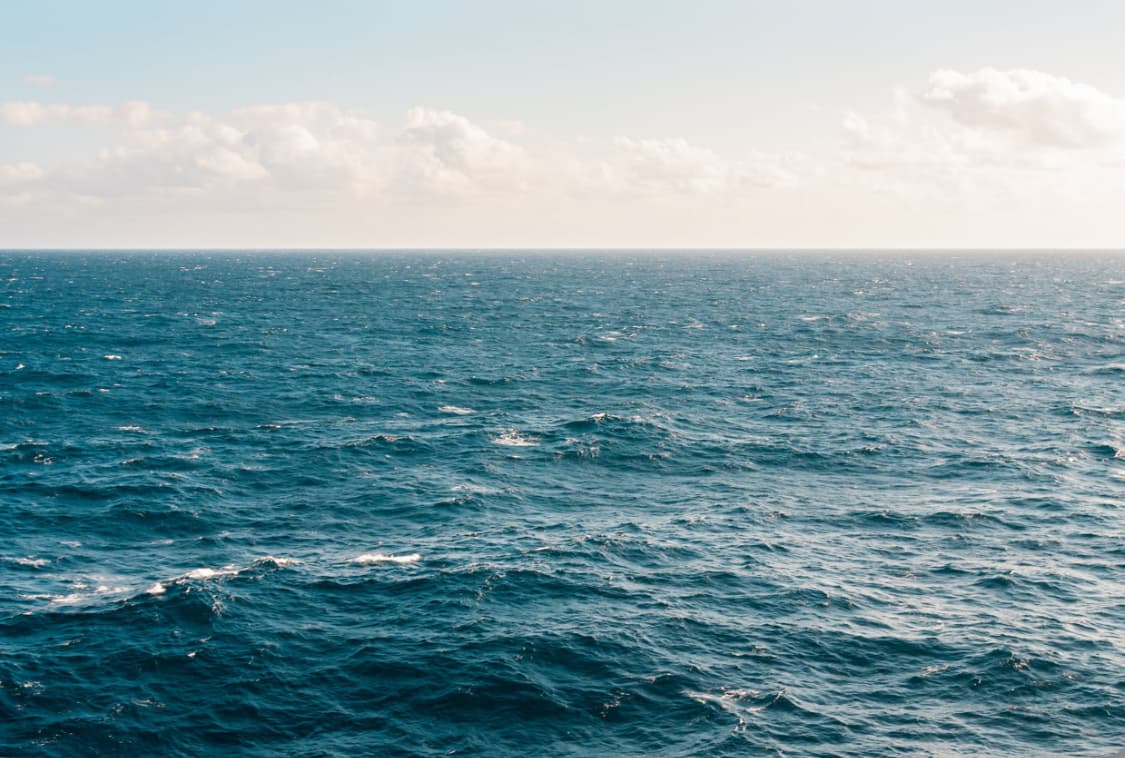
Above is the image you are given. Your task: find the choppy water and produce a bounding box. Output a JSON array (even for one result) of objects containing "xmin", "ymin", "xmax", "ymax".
[{"xmin": 1, "ymin": 251, "xmax": 1123, "ymax": 756}]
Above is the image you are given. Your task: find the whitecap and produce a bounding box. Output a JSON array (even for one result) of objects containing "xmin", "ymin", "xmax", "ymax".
[
  {"xmin": 116, "ymin": 425, "xmax": 146, "ymax": 433},
  {"xmin": 439, "ymin": 405, "xmax": 475, "ymax": 415},
  {"xmin": 354, "ymin": 552, "xmax": 421, "ymax": 565},
  {"xmin": 4, "ymin": 557, "xmax": 49, "ymax": 567},
  {"xmin": 451, "ymin": 483, "xmax": 497, "ymax": 495},
  {"xmin": 48, "ymin": 583, "xmax": 130, "ymax": 606},
  {"xmin": 492, "ymin": 429, "xmax": 539, "ymax": 447},
  {"xmin": 257, "ymin": 556, "xmax": 300, "ymax": 567},
  {"xmin": 182, "ymin": 565, "xmax": 237, "ymax": 580},
  {"xmin": 183, "ymin": 568, "xmax": 220, "ymax": 579},
  {"xmin": 103, "ymin": 354, "xmax": 123, "ymax": 360}
]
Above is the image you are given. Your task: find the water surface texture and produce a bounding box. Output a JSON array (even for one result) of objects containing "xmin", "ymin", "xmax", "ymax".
[{"xmin": 1, "ymin": 252, "xmax": 1123, "ymax": 756}]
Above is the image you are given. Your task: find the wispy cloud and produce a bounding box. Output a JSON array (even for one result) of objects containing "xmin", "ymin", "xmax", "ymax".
[
  {"xmin": 0, "ymin": 100, "xmax": 165, "ymax": 127},
  {"xmin": 23, "ymin": 74, "xmax": 58, "ymax": 88}
]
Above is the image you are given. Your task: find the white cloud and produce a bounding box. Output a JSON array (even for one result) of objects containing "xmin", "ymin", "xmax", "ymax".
[
  {"xmin": 0, "ymin": 100, "xmax": 166, "ymax": 127},
  {"xmin": 1, "ymin": 102, "xmax": 113, "ymax": 126},
  {"xmin": 921, "ymin": 68, "xmax": 1125, "ymax": 149},
  {"xmin": 599, "ymin": 137, "xmax": 731, "ymax": 194},
  {"xmin": 842, "ymin": 68, "xmax": 1125, "ymax": 182},
  {"xmin": 575, "ymin": 137, "xmax": 809, "ymax": 196},
  {"xmin": 12, "ymin": 102, "xmax": 532, "ymax": 204},
  {"xmin": 0, "ymin": 162, "xmax": 44, "ymax": 184},
  {"xmin": 390, "ymin": 107, "xmax": 527, "ymax": 197},
  {"xmin": 0, "ymin": 98, "xmax": 809, "ymax": 226},
  {"xmin": 23, "ymin": 74, "xmax": 58, "ymax": 88},
  {"xmin": 834, "ymin": 68, "xmax": 1125, "ymax": 227}
]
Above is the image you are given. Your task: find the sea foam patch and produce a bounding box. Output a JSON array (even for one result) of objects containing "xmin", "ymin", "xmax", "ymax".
[{"xmin": 354, "ymin": 553, "xmax": 421, "ymax": 565}]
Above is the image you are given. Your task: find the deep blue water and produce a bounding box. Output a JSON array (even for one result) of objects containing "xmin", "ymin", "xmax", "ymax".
[{"xmin": 1, "ymin": 251, "xmax": 1123, "ymax": 757}]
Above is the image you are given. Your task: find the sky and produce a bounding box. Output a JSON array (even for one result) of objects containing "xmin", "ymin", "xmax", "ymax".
[{"xmin": 3, "ymin": 0, "xmax": 1125, "ymax": 248}]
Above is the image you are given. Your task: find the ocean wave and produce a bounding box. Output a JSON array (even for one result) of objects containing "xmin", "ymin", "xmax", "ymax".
[
  {"xmin": 438, "ymin": 405, "xmax": 476, "ymax": 415},
  {"xmin": 492, "ymin": 429, "xmax": 539, "ymax": 447},
  {"xmin": 354, "ymin": 552, "xmax": 422, "ymax": 565},
  {"xmin": 4, "ymin": 252, "xmax": 1125, "ymax": 757}
]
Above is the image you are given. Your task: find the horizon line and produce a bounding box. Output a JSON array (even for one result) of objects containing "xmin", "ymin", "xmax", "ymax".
[{"xmin": 4, "ymin": 247, "xmax": 1125, "ymax": 253}]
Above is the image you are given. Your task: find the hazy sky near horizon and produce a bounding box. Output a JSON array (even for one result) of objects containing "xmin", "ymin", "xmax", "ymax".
[{"xmin": 3, "ymin": 0, "xmax": 1125, "ymax": 248}]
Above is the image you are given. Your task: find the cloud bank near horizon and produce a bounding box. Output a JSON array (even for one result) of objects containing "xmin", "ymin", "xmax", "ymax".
[{"xmin": 3, "ymin": 68, "xmax": 1125, "ymax": 247}]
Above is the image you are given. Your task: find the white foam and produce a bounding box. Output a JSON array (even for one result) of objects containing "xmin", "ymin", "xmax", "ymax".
[
  {"xmin": 182, "ymin": 565, "xmax": 237, "ymax": 580},
  {"xmin": 9, "ymin": 557, "xmax": 50, "ymax": 567},
  {"xmin": 439, "ymin": 405, "xmax": 475, "ymax": 415},
  {"xmin": 116, "ymin": 425, "xmax": 146, "ymax": 433},
  {"xmin": 141, "ymin": 557, "xmax": 296, "ymax": 598},
  {"xmin": 257, "ymin": 556, "xmax": 299, "ymax": 567},
  {"xmin": 492, "ymin": 429, "xmax": 539, "ymax": 447},
  {"xmin": 452, "ymin": 483, "xmax": 497, "ymax": 495},
  {"xmin": 48, "ymin": 582, "xmax": 130, "ymax": 606},
  {"xmin": 354, "ymin": 552, "xmax": 421, "ymax": 565},
  {"xmin": 103, "ymin": 354, "xmax": 123, "ymax": 360},
  {"xmin": 184, "ymin": 568, "xmax": 219, "ymax": 579}
]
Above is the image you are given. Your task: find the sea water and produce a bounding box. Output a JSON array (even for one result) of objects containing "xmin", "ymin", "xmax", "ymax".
[{"xmin": 1, "ymin": 251, "xmax": 1122, "ymax": 756}]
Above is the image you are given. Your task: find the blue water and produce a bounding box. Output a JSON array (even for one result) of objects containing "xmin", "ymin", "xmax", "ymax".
[{"xmin": 1, "ymin": 251, "xmax": 1123, "ymax": 756}]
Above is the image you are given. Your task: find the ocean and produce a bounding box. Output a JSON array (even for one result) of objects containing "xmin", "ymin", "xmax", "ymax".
[{"xmin": 1, "ymin": 251, "xmax": 1122, "ymax": 756}]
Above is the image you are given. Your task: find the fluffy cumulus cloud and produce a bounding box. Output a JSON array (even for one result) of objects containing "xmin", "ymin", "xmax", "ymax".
[
  {"xmin": 920, "ymin": 68, "xmax": 1125, "ymax": 149},
  {"xmin": 0, "ymin": 98, "xmax": 808, "ymax": 211},
  {"xmin": 841, "ymin": 67, "xmax": 1125, "ymax": 188},
  {"xmin": 831, "ymin": 67, "xmax": 1125, "ymax": 238},
  {"xmin": 391, "ymin": 107, "xmax": 528, "ymax": 197},
  {"xmin": 3, "ymin": 100, "xmax": 529, "ymax": 203}
]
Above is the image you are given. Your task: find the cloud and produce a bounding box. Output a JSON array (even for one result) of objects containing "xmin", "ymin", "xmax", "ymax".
[
  {"xmin": 17, "ymin": 102, "xmax": 529, "ymax": 204},
  {"xmin": 921, "ymin": 68, "xmax": 1125, "ymax": 149},
  {"xmin": 842, "ymin": 68, "xmax": 1125, "ymax": 181},
  {"xmin": 390, "ymin": 107, "xmax": 527, "ymax": 197},
  {"xmin": 0, "ymin": 162, "xmax": 44, "ymax": 184},
  {"xmin": 599, "ymin": 137, "xmax": 731, "ymax": 194},
  {"xmin": 0, "ymin": 98, "xmax": 810, "ymax": 216},
  {"xmin": 836, "ymin": 68, "xmax": 1125, "ymax": 212},
  {"xmin": 0, "ymin": 100, "xmax": 165, "ymax": 127},
  {"xmin": 23, "ymin": 74, "xmax": 58, "ymax": 87},
  {"xmin": 1, "ymin": 102, "xmax": 113, "ymax": 126},
  {"xmin": 576, "ymin": 137, "xmax": 809, "ymax": 196}
]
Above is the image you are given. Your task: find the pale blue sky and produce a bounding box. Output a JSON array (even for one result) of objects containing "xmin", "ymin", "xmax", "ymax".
[
  {"xmin": 7, "ymin": 1, "xmax": 1124, "ymax": 144},
  {"xmin": 3, "ymin": 1, "xmax": 1125, "ymax": 246}
]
